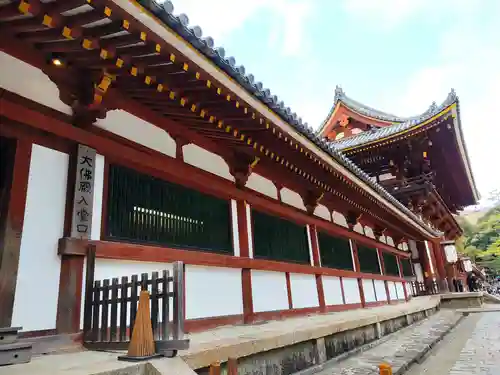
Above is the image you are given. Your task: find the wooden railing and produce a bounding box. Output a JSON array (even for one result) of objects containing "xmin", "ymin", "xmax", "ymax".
[
  {"xmin": 410, "ymin": 280, "xmax": 439, "ymax": 297},
  {"xmin": 83, "ymin": 245, "xmax": 189, "ymax": 356}
]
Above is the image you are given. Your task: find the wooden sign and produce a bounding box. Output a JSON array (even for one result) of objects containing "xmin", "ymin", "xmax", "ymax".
[{"xmin": 71, "ymin": 145, "xmax": 96, "ymax": 239}]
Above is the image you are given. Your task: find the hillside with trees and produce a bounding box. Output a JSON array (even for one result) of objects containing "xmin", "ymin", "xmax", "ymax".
[{"xmin": 456, "ymin": 189, "xmax": 500, "ymax": 278}]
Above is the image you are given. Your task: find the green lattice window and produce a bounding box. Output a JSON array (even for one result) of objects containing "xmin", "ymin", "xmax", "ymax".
[
  {"xmin": 400, "ymin": 258, "xmax": 414, "ymax": 277},
  {"xmin": 105, "ymin": 164, "xmax": 232, "ymax": 253},
  {"xmin": 252, "ymin": 209, "xmax": 310, "ymax": 264},
  {"xmin": 382, "ymin": 252, "xmax": 400, "ymax": 276},
  {"xmin": 357, "ymin": 245, "xmax": 381, "ymax": 274},
  {"xmin": 318, "ymin": 232, "xmax": 353, "ymax": 270}
]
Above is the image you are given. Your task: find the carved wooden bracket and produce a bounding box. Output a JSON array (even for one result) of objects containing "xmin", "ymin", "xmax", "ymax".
[
  {"xmin": 373, "ymin": 225, "xmax": 387, "ymax": 239},
  {"xmin": 303, "ymin": 190, "xmax": 324, "ymax": 215},
  {"xmin": 228, "ymin": 153, "xmax": 260, "ymax": 189},
  {"xmin": 345, "ymin": 211, "xmax": 362, "ymax": 231},
  {"xmin": 172, "ymin": 135, "xmax": 191, "ymax": 160}
]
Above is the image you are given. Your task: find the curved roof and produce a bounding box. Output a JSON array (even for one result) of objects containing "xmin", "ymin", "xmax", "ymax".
[
  {"xmin": 134, "ymin": 0, "xmax": 443, "ymax": 236},
  {"xmin": 331, "ymin": 88, "xmax": 458, "ymax": 150}
]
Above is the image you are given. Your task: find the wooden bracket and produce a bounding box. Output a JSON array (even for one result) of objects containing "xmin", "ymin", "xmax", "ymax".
[{"xmin": 228, "ymin": 153, "xmax": 260, "ymax": 189}]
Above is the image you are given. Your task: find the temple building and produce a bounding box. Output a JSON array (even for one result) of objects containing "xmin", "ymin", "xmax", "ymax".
[{"xmin": 0, "ymin": 0, "xmax": 478, "ymax": 343}]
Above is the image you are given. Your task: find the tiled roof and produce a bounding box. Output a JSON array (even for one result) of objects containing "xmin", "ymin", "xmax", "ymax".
[
  {"xmin": 137, "ymin": 0, "xmax": 441, "ymax": 235},
  {"xmin": 331, "ymin": 88, "xmax": 459, "ymax": 151}
]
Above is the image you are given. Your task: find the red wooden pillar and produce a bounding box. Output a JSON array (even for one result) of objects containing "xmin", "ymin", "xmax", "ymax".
[
  {"xmin": 378, "ymin": 249, "xmax": 391, "ymax": 303},
  {"xmin": 308, "ymin": 225, "xmax": 325, "ymax": 311},
  {"xmin": 397, "ymin": 257, "xmax": 409, "ymax": 301},
  {"xmin": 0, "ymin": 139, "xmax": 32, "ymax": 327},
  {"xmin": 350, "ymin": 240, "xmax": 365, "ymax": 307},
  {"xmin": 430, "ymin": 239, "xmax": 449, "ymax": 292},
  {"xmin": 416, "ymin": 241, "xmax": 433, "ymax": 288},
  {"xmin": 236, "ymin": 200, "xmax": 254, "ymax": 323}
]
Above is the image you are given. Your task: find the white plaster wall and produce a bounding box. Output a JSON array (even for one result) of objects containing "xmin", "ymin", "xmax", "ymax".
[
  {"xmin": 245, "ymin": 173, "xmax": 278, "ymax": 199},
  {"xmin": 182, "ymin": 144, "xmax": 234, "ymax": 181},
  {"xmin": 379, "ymin": 235, "xmax": 387, "ymax": 244},
  {"xmin": 389, "ymin": 282, "xmax": 398, "ymax": 300},
  {"xmin": 395, "ymin": 282, "xmax": 406, "ymax": 300},
  {"xmin": 405, "ymin": 282, "xmax": 413, "ymax": 299},
  {"xmin": 280, "ymin": 188, "xmax": 306, "ymax": 211},
  {"xmin": 230, "ymin": 199, "xmax": 240, "ymax": 257},
  {"xmin": 409, "ymin": 240, "xmax": 419, "ymax": 259},
  {"xmin": 332, "ymin": 212, "xmax": 348, "ymax": 228},
  {"xmin": 0, "ymin": 52, "xmax": 72, "ymax": 115},
  {"xmin": 362, "ymin": 279, "xmax": 377, "ymax": 303},
  {"xmin": 289, "ymin": 273, "xmax": 318, "ymax": 309},
  {"xmin": 386, "ymin": 236, "xmax": 395, "ymax": 247},
  {"xmin": 364, "ymin": 227, "xmax": 375, "ymax": 239},
  {"xmin": 251, "ymin": 270, "xmax": 289, "ymax": 312},
  {"xmin": 96, "ymin": 110, "xmax": 176, "ymax": 158},
  {"xmin": 343, "ymin": 278, "xmax": 361, "ymax": 304},
  {"xmin": 424, "ymin": 241, "xmax": 435, "ymax": 275},
  {"xmin": 374, "ymin": 280, "xmax": 387, "ymax": 302},
  {"xmin": 322, "ymin": 276, "xmax": 344, "ymax": 306},
  {"xmin": 306, "ymin": 225, "xmax": 314, "ymax": 266},
  {"xmin": 314, "ymin": 204, "xmax": 331, "ymax": 221},
  {"xmin": 353, "ymin": 223, "xmax": 364, "ymax": 234},
  {"xmin": 246, "ymin": 203, "xmax": 254, "ymax": 258},
  {"xmin": 91, "ymin": 154, "xmax": 105, "ymax": 240},
  {"xmin": 413, "ymin": 263, "xmax": 424, "ymax": 282},
  {"xmin": 12, "ymin": 145, "xmax": 69, "ymax": 332},
  {"xmin": 185, "ymin": 265, "xmax": 243, "ymax": 319}
]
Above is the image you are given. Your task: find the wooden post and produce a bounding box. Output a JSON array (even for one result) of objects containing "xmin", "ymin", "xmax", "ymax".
[
  {"xmin": 350, "ymin": 240, "xmax": 365, "ymax": 307},
  {"xmin": 309, "ymin": 225, "xmax": 325, "ymax": 311},
  {"xmin": 236, "ymin": 200, "xmax": 253, "ymax": 323},
  {"xmin": 430, "ymin": 239, "xmax": 449, "ymax": 292},
  {"xmin": 0, "ymin": 138, "xmax": 31, "ymax": 327}
]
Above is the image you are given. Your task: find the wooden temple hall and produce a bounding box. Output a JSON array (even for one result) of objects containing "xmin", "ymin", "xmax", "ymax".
[{"xmin": 0, "ymin": 0, "xmax": 479, "ymax": 342}]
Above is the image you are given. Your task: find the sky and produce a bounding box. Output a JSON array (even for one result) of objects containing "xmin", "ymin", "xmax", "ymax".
[{"xmin": 165, "ymin": 0, "xmax": 500, "ymax": 206}]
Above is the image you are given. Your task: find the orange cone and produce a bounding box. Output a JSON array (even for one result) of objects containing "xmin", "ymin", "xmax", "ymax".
[{"xmin": 119, "ymin": 290, "xmax": 156, "ymax": 361}]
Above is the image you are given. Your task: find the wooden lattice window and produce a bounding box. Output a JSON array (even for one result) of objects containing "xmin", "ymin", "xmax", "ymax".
[
  {"xmin": 105, "ymin": 164, "xmax": 232, "ymax": 254},
  {"xmin": 318, "ymin": 232, "xmax": 353, "ymax": 270},
  {"xmin": 382, "ymin": 252, "xmax": 400, "ymax": 276},
  {"xmin": 252, "ymin": 209, "xmax": 310, "ymax": 264},
  {"xmin": 357, "ymin": 245, "xmax": 381, "ymax": 274},
  {"xmin": 400, "ymin": 258, "xmax": 414, "ymax": 277}
]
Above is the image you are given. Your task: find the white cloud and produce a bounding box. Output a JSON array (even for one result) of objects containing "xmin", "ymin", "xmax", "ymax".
[
  {"xmin": 169, "ymin": 0, "xmax": 313, "ymax": 56},
  {"xmin": 395, "ymin": 11, "xmax": 500, "ymax": 202},
  {"xmin": 342, "ymin": 0, "xmax": 481, "ymax": 29}
]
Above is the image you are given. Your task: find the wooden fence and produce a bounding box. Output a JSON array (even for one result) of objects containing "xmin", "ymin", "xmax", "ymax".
[
  {"xmin": 82, "ymin": 245, "xmax": 189, "ymax": 355},
  {"xmin": 410, "ymin": 280, "xmax": 439, "ymax": 297}
]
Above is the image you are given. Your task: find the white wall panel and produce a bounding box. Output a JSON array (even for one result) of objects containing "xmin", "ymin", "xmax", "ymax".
[
  {"xmin": 314, "ymin": 204, "xmax": 331, "ymax": 221},
  {"xmin": 343, "ymin": 278, "xmax": 361, "ymax": 304},
  {"xmin": 289, "ymin": 273, "xmax": 318, "ymax": 309},
  {"xmin": 280, "ymin": 188, "xmax": 306, "ymax": 211},
  {"xmin": 251, "ymin": 270, "xmax": 289, "ymax": 312},
  {"xmin": 0, "ymin": 52, "xmax": 71, "ymax": 114},
  {"xmin": 362, "ymin": 279, "xmax": 377, "ymax": 303},
  {"xmin": 96, "ymin": 110, "xmax": 176, "ymax": 158},
  {"xmin": 245, "ymin": 173, "xmax": 278, "ymax": 199},
  {"xmin": 12, "ymin": 145, "xmax": 68, "ymax": 331},
  {"xmin": 374, "ymin": 280, "xmax": 387, "ymax": 302},
  {"xmin": 90, "ymin": 154, "xmax": 105, "ymax": 240},
  {"xmin": 183, "ymin": 144, "xmax": 234, "ymax": 181},
  {"xmin": 332, "ymin": 211, "xmax": 348, "ymax": 228},
  {"xmin": 395, "ymin": 282, "xmax": 406, "ymax": 300},
  {"xmin": 230, "ymin": 199, "xmax": 240, "ymax": 257},
  {"xmin": 389, "ymin": 282, "xmax": 398, "ymax": 300},
  {"xmin": 185, "ymin": 265, "xmax": 243, "ymax": 319},
  {"xmin": 322, "ymin": 276, "xmax": 344, "ymax": 306}
]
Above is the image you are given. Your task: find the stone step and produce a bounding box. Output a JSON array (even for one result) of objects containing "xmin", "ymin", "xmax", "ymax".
[
  {"xmin": 309, "ymin": 310, "xmax": 463, "ymax": 375},
  {"xmin": 0, "ymin": 327, "xmax": 22, "ymax": 345},
  {"xmin": 0, "ymin": 342, "xmax": 33, "ymax": 366}
]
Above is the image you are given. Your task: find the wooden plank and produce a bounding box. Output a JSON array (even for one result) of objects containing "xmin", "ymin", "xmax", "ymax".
[
  {"xmin": 0, "ymin": 138, "xmax": 32, "ymax": 327},
  {"xmin": 100, "ymin": 279, "xmax": 110, "ymax": 341},
  {"xmin": 109, "ymin": 278, "xmax": 119, "ymax": 341},
  {"xmin": 119, "ymin": 276, "xmax": 128, "ymax": 341},
  {"xmin": 129, "ymin": 274, "xmax": 138, "ymax": 337},
  {"xmin": 151, "ymin": 271, "xmax": 159, "ymax": 339},
  {"xmin": 162, "ymin": 270, "xmax": 170, "ymax": 340},
  {"xmin": 83, "ymin": 245, "xmax": 96, "ymax": 340}
]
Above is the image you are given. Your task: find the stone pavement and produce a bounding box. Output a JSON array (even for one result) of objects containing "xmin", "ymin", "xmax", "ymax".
[
  {"xmin": 312, "ymin": 310, "xmax": 462, "ymax": 375},
  {"xmin": 448, "ymin": 313, "xmax": 500, "ymax": 375}
]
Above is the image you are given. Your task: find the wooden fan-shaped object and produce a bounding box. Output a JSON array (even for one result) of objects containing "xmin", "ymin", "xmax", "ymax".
[{"xmin": 118, "ymin": 290, "xmax": 160, "ymax": 361}]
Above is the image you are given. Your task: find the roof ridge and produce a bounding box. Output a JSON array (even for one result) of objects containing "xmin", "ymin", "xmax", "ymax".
[{"xmin": 136, "ymin": 0, "xmax": 443, "ymax": 236}]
